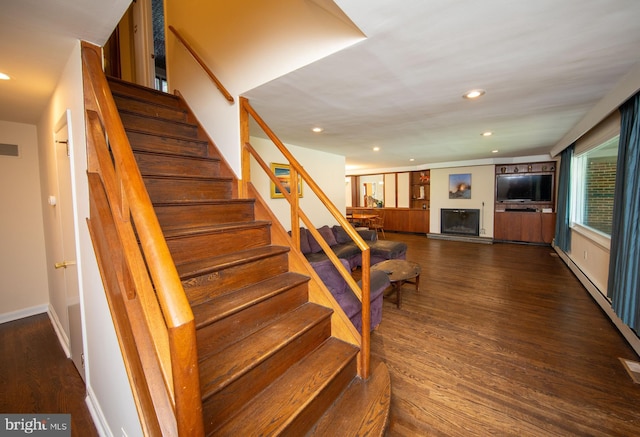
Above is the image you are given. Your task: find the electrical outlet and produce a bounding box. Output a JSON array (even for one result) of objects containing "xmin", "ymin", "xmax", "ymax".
[{"xmin": 480, "ymin": 228, "xmax": 486, "ymax": 235}]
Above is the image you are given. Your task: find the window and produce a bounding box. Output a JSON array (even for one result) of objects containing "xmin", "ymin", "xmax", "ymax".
[{"xmin": 572, "ymin": 135, "xmax": 619, "ymax": 236}]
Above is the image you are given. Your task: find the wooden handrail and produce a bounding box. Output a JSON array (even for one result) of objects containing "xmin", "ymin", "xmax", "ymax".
[
  {"xmin": 82, "ymin": 42, "xmax": 204, "ymax": 436},
  {"xmin": 240, "ymin": 97, "xmax": 372, "ymax": 379},
  {"xmin": 168, "ymin": 25, "xmax": 234, "ymax": 103}
]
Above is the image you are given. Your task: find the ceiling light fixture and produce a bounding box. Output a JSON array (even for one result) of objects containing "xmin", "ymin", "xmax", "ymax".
[
  {"xmin": 463, "ymin": 89, "xmax": 485, "ymax": 99},
  {"xmin": 409, "ymin": 158, "xmax": 415, "ymax": 162},
  {"xmin": 481, "ymin": 131, "xmax": 493, "ymax": 136},
  {"xmin": 311, "ymin": 127, "xmax": 323, "ymax": 133},
  {"xmin": 492, "ymin": 149, "xmax": 499, "ymax": 154},
  {"xmin": 0, "ymin": 72, "xmax": 10, "ymax": 80},
  {"xmin": 373, "ymin": 146, "xmax": 380, "ymax": 151}
]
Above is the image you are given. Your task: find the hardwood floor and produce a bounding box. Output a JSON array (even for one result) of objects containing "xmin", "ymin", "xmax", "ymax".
[
  {"xmin": 2, "ymin": 235, "xmax": 639, "ymax": 437},
  {"xmin": 0, "ymin": 313, "xmax": 98, "ymax": 437},
  {"xmin": 371, "ymin": 233, "xmax": 640, "ymax": 436}
]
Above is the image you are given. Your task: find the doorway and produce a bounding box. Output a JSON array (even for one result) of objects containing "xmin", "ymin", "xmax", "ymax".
[
  {"xmin": 53, "ymin": 111, "xmax": 84, "ymax": 380},
  {"xmin": 103, "ymin": 0, "xmax": 167, "ymax": 91}
]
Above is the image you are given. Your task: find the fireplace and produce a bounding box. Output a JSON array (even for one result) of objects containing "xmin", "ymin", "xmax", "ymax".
[{"xmin": 441, "ymin": 209, "xmax": 480, "ymax": 236}]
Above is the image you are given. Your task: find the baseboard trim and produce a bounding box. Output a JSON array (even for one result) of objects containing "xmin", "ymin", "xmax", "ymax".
[
  {"xmin": 0, "ymin": 304, "xmax": 48, "ymax": 325},
  {"xmin": 554, "ymin": 245, "xmax": 640, "ymax": 356},
  {"xmin": 47, "ymin": 305, "xmax": 71, "ymax": 358},
  {"xmin": 85, "ymin": 386, "xmax": 110, "ymax": 437}
]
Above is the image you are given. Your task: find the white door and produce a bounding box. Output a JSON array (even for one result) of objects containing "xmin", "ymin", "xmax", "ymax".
[{"xmin": 54, "ymin": 113, "xmax": 85, "ymax": 380}]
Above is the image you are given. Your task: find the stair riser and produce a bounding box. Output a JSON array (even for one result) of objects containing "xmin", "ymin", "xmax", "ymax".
[
  {"xmin": 183, "ymin": 253, "xmax": 289, "ymax": 305},
  {"xmin": 281, "ymin": 358, "xmax": 358, "ymax": 436},
  {"xmin": 134, "ymin": 152, "xmax": 220, "ymax": 178},
  {"xmin": 202, "ymin": 317, "xmax": 332, "ymax": 432},
  {"xmin": 167, "ymin": 226, "xmax": 271, "ymax": 265},
  {"xmin": 109, "ymin": 79, "xmax": 181, "ymax": 107},
  {"xmin": 113, "ymin": 95, "xmax": 188, "ymax": 123},
  {"xmin": 120, "ymin": 112, "xmax": 202, "ymax": 140},
  {"xmin": 196, "ymin": 283, "xmax": 309, "ymax": 359},
  {"xmin": 126, "ymin": 131, "xmax": 209, "ymax": 158},
  {"xmin": 144, "ymin": 177, "xmax": 232, "ymax": 203},
  {"xmin": 155, "ymin": 203, "xmax": 255, "ymax": 230}
]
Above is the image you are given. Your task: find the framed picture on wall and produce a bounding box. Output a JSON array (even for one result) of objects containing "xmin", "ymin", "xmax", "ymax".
[
  {"xmin": 449, "ymin": 173, "xmax": 471, "ymax": 199},
  {"xmin": 270, "ymin": 163, "xmax": 303, "ymax": 198}
]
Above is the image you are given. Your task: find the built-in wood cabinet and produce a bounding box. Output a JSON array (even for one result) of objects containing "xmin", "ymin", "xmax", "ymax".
[
  {"xmin": 493, "ymin": 161, "xmax": 557, "ymax": 244},
  {"xmin": 494, "ymin": 210, "xmax": 556, "ymax": 243},
  {"xmin": 347, "ymin": 207, "xmax": 429, "ymax": 234}
]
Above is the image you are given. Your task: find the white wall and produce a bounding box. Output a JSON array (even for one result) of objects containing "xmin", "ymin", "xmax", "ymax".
[
  {"xmin": 37, "ymin": 42, "xmax": 142, "ymax": 437},
  {"xmin": 429, "ymin": 165, "xmax": 495, "ymax": 237},
  {"xmin": 249, "ymin": 136, "xmax": 346, "ymax": 230},
  {"xmin": 0, "ymin": 120, "xmax": 49, "ymax": 321},
  {"xmin": 164, "ymin": 0, "xmax": 364, "ymax": 177}
]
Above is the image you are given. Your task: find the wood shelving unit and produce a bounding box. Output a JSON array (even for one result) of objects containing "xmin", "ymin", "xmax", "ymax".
[{"xmin": 410, "ymin": 170, "xmax": 430, "ymax": 211}]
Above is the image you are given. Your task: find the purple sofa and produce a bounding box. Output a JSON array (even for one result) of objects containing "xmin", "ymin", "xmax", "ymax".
[
  {"xmin": 310, "ymin": 257, "xmax": 390, "ymax": 332},
  {"xmin": 291, "ymin": 225, "xmax": 407, "ymax": 332},
  {"xmin": 300, "ymin": 225, "xmax": 407, "ymax": 269}
]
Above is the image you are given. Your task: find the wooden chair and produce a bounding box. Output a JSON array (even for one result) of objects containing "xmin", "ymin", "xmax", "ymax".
[{"xmin": 369, "ymin": 213, "xmax": 385, "ymax": 239}]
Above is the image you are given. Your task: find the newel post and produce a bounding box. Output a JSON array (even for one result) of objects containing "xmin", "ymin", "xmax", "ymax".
[{"xmin": 240, "ymin": 97, "xmax": 251, "ymax": 199}]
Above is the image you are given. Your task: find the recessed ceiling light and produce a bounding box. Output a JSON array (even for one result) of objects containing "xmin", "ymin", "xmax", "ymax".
[
  {"xmin": 0, "ymin": 72, "xmax": 10, "ymax": 80},
  {"xmin": 311, "ymin": 127, "xmax": 323, "ymax": 133},
  {"xmin": 492, "ymin": 149, "xmax": 499, "ymax": 154},
  {"xmin": 481, "ymin": 131, "xmax": 493, "ymax": 137},
  {"xmin": 373, "ymin": 146, "xmax": 380, "ymax": 151},
  {"xmin": 463, "ymin": 89, "xmax": 485, "ymax": 99},
  {"xmin": 409, "ymin": 158, "xmax": 415, "ymax": 162}
]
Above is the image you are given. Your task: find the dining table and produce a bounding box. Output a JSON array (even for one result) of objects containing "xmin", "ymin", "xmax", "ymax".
[{"xmin": 349, "ymin": 213, "xmax": 379, "ymax": 227}]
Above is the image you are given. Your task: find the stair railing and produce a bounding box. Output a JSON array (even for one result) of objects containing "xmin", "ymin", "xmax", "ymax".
[
  {"xmin": 240, "ymin": 97, "xmax": 373, "ymax": 379},
  {"xmin": 81, "ymin": 42, "xmax": 204, "ymax": 437},
  {"xmin": 168, "ymin": 25, "xmax": 234, "ymax": 103}
]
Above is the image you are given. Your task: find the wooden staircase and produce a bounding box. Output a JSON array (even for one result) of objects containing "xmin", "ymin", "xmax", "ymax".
[{"xmin": 106, "ymin": 76, "xmax": 390, "ymax": 436}]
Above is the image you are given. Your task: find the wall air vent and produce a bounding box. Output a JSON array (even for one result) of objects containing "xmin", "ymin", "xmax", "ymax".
[{"xmin": 0, "ymin": 143, "xmax": 19, "ymax": 157}]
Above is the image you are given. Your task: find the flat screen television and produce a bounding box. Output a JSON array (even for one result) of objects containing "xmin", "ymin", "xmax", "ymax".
[{"xmin": 496, "ymin": 174, "xmax": 553, "ymax": 202}]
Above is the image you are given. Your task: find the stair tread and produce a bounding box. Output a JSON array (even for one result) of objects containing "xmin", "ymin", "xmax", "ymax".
[
  {"xmin": 213, "ymin": 337, "xmax": 358, "ymax": 436},
  {"xmin": 108, "ymin": 75, "xmax": 180, "ymax": 99},
  {"xmin": 199, "ymin": 303, "xmax": 334, "ymax": 399},
  {"xmin": 143, "ymin": 174, "xmax": 233, "ymax": 182},
  {"xmin": 112, "ymin": 91, "xmax": 188, "ymax": 113},
  {"xmin": 192, "ymin": 272, "xmax": 310, "ymax": 329},
  {"xmin": 153, "ymin": 198, "xmax": 255, "ymax": 207},
  {"xmin": 121, "ymin": 108, "xmax": 199, "ymax": 128},
  {"xmin": 163, "ymin": 220, "xmax": 271, "ymax": 239},
  {"xmin": 134, "ymin": 149, "xmax": 220, "ymax": 163},
  {"xmin": 308, "ymin": 359, "xmax": 391, "ymax": 437},
  {"xmin": 124, "ymin": 126, "xmax": 208, "ymax": 145},
  {"xmin": 176, "ymin": 245, "xmax": 290, "ymax": 279},
  {"xmin": 127, "ymin": 129, "xmax": 210, "ymax": 147}
]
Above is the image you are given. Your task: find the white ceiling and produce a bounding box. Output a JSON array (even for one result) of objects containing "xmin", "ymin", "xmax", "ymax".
[
  {"xmin": 2, "ymin": 0, "xmax": 640, "ymax": 173},
  {"xmin": 0, "ymin": 0, "xmax": 130, "ymax": 123},
  {"xmin": 244, "ymin": 0, "xmax": 640, "ymax": 171}
]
